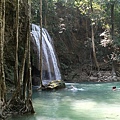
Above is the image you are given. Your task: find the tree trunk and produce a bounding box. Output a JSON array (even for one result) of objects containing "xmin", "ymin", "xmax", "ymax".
[
  {"xmin": 44, "ymin": 0, "xmax": 47, "ymax": 27},
  {"xmin": 9, "ymin": 0, "xmax": 35, "ymax": 114},
  {"xmin": 27, "ymin": 0, "xmax": 35, "ymax": 113},
  {"xmin": 22, "ymin": 31, "xmax": 28, "ymax": 100},
  {"xmin": 91, "ymin": 24, "xmax": 99, "ymax": 71},
  {"xmin": 1, "ymin": 0, "xmax": 6, "ymax": 102},
  {"xmin": 111, "ymin": 3, "xmax": 114, "ymax": 40},
  {"xmin": 14, "ymin": 0, "xmax": 19, "ymax": 88},
  {"xmin": 39, "ymin": 0, "xmax": 43, "ymax": 87},
  {"xmin": 90, "ymin": 0, "xmax": 99, "ymax": 71},
  {"xmin": 0, "ymin": 0, "xmax": 2, "ymax": 106},
  {"xmin": 0, "ymin": 0, "xmax": 6, "ymax": 118},
  {"xmin": 27, "ymin": 0, "xmax": 32, "ymax": 101},
  {"xmin": 9, "ymin": 0, "xmax": 26, "ymax": 103},
  {"xmin": 111, "ymin": 2, "xmax": 116, "ymax": 77}
]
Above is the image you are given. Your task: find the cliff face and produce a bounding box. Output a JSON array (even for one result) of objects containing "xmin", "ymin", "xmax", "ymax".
[{"xmin": 49, "ymin": 4, "xmax": 94, "ymax": 81}]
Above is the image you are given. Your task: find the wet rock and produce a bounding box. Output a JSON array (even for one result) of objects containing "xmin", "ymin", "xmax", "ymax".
[{"xmin": 43, "ymin": 80, "xmax": 66, "ymax": 90}]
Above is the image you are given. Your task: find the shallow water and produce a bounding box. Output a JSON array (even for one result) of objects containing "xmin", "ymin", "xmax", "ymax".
[{"xmin": 9, "ymin": 82, "xmax": 120, "ymax": 120}]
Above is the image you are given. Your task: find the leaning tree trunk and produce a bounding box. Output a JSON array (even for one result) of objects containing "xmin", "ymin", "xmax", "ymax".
[{"xmin": 22, "ymin": 26, "xmax": 29, "ymax": 100}]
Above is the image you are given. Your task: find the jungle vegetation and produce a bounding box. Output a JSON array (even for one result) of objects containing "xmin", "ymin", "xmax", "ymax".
[{"xmin": 0, "ymin": 0, "xmax": 120, "ymax": 119}]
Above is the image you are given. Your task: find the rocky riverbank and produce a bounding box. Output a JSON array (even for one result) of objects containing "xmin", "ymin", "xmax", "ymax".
[{"xmin": 63, "ymin": 70, "xmax": 120, "ymax": 83}]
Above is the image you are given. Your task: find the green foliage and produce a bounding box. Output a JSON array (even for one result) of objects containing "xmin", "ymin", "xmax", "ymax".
[
  {"xmin": 31, "ymin": 0, "xmax": 120, "ymax": 64},
  {"xmin": 31, "ymin": 0, "xmax": 40, "ymax": 24}
]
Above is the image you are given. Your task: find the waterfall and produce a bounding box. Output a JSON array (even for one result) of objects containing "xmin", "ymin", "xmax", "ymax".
[{"xmin": 31, "ymin": 24, "xmax": 61, "ymax": 85}]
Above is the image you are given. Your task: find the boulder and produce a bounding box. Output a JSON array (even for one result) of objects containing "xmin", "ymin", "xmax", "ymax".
[{"xmin": 42, "ymin": 80, "xmax": 66, "ymax": 90}]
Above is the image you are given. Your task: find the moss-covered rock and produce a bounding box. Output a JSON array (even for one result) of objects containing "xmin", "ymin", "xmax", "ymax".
[{"xmin": 42, "ymin": 80, "xmax": 66, "ymax": 90}]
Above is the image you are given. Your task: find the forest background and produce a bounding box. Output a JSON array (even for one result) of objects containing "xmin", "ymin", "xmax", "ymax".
[
  {"xmin": 0, "ymin": 0, "xmax": 120, "ymax": 119},
  {"xmin": 31, "ymin": 0, "xmax": 120, "ymax": 82}
]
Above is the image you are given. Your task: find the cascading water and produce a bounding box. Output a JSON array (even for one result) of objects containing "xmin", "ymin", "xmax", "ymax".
[{"xmin": 31, "ymin": 24, "xmax": 61, "ymax": 85}]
